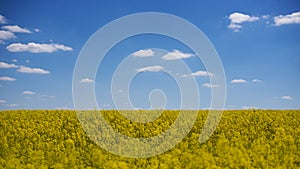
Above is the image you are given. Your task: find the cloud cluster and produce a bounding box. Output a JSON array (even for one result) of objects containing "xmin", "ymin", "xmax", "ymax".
[
  {"xmin": 0, "ymin": 14, "xmax": 72, "ymax": 107},
  {"xmin": 274, "ymin": 11, "xmax": 300, "ymax": 26},
  {"xmin": 228, "ymin": 12, "xmax": 259, "ymax": 32},
  {"xmin": 23, "ymin": 90, "xmax": 36, "ymax": 95},
  {"xmin": 7, "ymin": 42, "xmax": 73, "ymax": 53},
  {"xmin": 0, "ymin": 15, "xmax": 72, "ymax": 55},
  {"xmin": 136, "ymin": 65, "xmax": 164, "ymax": 72},
  {"xmin": 231, "ymin": 79, "xmax": 248, "ymax": 83},
  {"xmin": 0, "ymin": 30, "xmax": 16, "ymax": 40},
  {"xmin": 0, "ymin": 76, "xmax": 16, "ymax": 81},
  {"xmin": 0, "ymin": 61, "xmax": 50, "ymax": 74},
  {"xmin": 231, "ymin": 78, "xmax": 262, "ymax": 84},
  {"xmin": 131, "ymin": 49, "xmax": 195, "ymax": 61},
  {"xmin": 181, "ymin": 70, "xmax": 214, "ymax": 78},
  {"xmin": 281, "ymin": 95, "xmax": 292, "ymax": 100},
  {"xmin": 162, "ymin": 50, "xmax": 194, "ymax": 60},
  {"xmin": 228, "ymin": 11, "xmax": 300, "ymax": 32},
  {"xmin": 0, "ymin": 62, "xmax": 18, "ymax": 68},
  {"xmin": 202, "ymin": 83, "xmax": 219, "ymax": 88},
  {"xmin": 0, "ymin": 15, "xmax": 7, "ymax": 24},
  {"xmin": 132, "ymin": 49, "xmax": 154, "ymax": 57},
  {"xmin": 17, "ymin": 66, "xmax": 50, "ymax": 74},
  {"xmin": 2, "ymin": 25, "xmax": 31, "ymax": 33},
  {"xmin": 191, "ymin": 70, "xmax": 214, "ymax": 77},
  {"xmin": 0, "ymin": 15, "xmax": 33, "ymax": 43},
  {"xmin": 80, "ymin": 78, "xmax": 94, "ymax": 83}
]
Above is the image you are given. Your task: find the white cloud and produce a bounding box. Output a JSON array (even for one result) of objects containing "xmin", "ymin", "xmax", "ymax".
[
  {"xmin": 2, "ymin": 25, "xmax": 31, "ymax": 33},
  {"xmin": 6, "ymin": 42, "xmax": 73, "ymax": 53},
  {"xmin": 202, "ymin": 83, "xmax": 219, "ymax": 88},
  {"xmin": 252, "ymin": 79, "xmax": 262, "ymax": 83},
  {"xmin": 274, "ymin": 11, "xmax": 300, "ymax": 26},
  {"xmin": 161, "ymin": 50, "xmax": 194, "ymax": 60},
  {"xmin": 181, "ymin": 70, "xmax": 214, "ymax": 77},
  {"xmin": 0, "ymin": 62, "xmax": 18, "ymax": 68},
  {"xmin": 0, "ymin": 76, "xmax": 16, "ymax": 81},
  {"xmin": 53, "ymin": 44, "xmax": 73, "ymax": 51},
  {"xmin": 132, "ymin": 49, "xmax": 154, "ymax": 57},
  {"xmin": 262, "ymin": 15, "xmax": 269, "ymax": 19},
  {"xmin": 17, "ymin": 66, "xmax": 50, "ymax": 74},
  {"xmin": 0, "ymin": 15, "xmax": 7, "ymax": 24},
  {"xmin": 136, "ymin": 65, "xmax": 164, "ymax": 72},
  {"xmin": 23, "ymin": 90, "xmax": 36, "ymax": 95},
  {"xmin": 228, "ymin": 12, "xmax": 259, "ymax": 32},
  {"xmin": 12, "ymin": 59, "xmax": 17, "ymax": 63},
  {"xmin": 34, "ymin": 28, "xmax": 40, "ymax": 32},
  {"xmin": 191, "ymin": 70, "xmax": 214, "ymax": 77},
  {"xmin": 281, "ymin": 95, "xmax": 292, "ymax": 100},
  {"xmin": 0, "ymin": 30, "xmax": 16, "ymax": 40},
  {"xmin": 26, "ymin": 60, "xmax": 30, "ymax": 63},
  {"xmin": 80, "ymin": 78, "xmax": 94, "ymax": 83},
  {"xmin": 0, "ymin": 100, "xmax": 6, "ymax": 103},
  {"xmin": 231, "ymin": 79, "xmax": 248, "ymax": 83}
]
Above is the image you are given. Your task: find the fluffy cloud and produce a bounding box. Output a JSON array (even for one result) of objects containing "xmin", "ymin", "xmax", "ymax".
[
  {"xmin": 132, "ymin": 49, "xmax": 154, "ymax": 57},
  {"xmin": 231, "ymin": 79, "xmax": 248, "ymax": 83},
  {"xmin": 274, "ymin": 11, "xmax": 300, "ymax": 26},
  {"xmin": 23, "ymin": 90, "xmax": 36, "ymax": 95},
  {"xmin": 228, "ymin": 12, "xmax": 259, "ymax": 32},
  {"xmin": 262, "ymin": 15, "xmax": 269, "ymax": 19},
  {"xmin": 17, "ymin": 66, "xmax": 50, "ymax": 74},
  {"xmin": 0, "ymin": 62, "xmax": 18, "ymax": 68},
  {"xmin": 0, "ymin": 30, "xmax": 16, "ymax": 40},
  {"xmin": 136, "ymin": 65, "xmax": 164, "ymax": 72},
  {"xmin": 281, "ymin": 95, "xmax": 292, "ymax": 100},
  {"xmin": 161, "ymin": 50, "xmax": 194, "ymax": 60},
  {"xmin": 34, "ymin": 28, "xmax": 40, "ymax": 32},
  {"xmin": 202, "ymin": 83, "xmax": 219, "ymax": 88},
  {"xmin": 2, "ymin": 25, "xmax": 31, "ymax": 33},
  {"xmin": 80, "ymin": 78, "xmax": 94, "ymax": 83},
  {"xmin": 0, "ymin": 76, "xmax": 16, "ymax": 81},
  {"xmin": 0, "ymin": 15, "xmax": 7, "ymax": 24},
  {"xmin": 191, "ymin": 70, "xmax": 214, "ymax": 77},
  {"xmin": 252, "ymin": 79, "xmax": 262, "ymax": 83},
  {"xmin": 6, "ymin": 42, "xmax": 73, "ymax": 53},
  {"xmin": 0, "ymin": 100, "xmax": 6, "ymax": 103},
  {"xmin": 12, "ymin": 59, "xmax": 18, "ymax": 62},
  {"xmin": 181, "ymin": 70, "xmax": 214, "ymax": 77}
]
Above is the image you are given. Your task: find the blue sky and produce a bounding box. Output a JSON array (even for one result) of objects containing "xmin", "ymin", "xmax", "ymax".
[{"xmin": 0, "ymin": 0, "xmax": 299, "ymax": 110}]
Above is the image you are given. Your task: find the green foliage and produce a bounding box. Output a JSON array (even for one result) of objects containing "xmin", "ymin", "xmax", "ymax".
[{"xmin": 0, "ymin": 110, "xmax": 299, "ymax": 168}]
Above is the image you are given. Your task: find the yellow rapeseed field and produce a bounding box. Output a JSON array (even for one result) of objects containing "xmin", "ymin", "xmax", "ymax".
[{"xmin": 0, "ymin": 110, "xmax": 299, "ymax": 168}]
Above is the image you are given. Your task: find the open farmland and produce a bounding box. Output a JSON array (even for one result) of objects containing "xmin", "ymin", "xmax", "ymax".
[{"xmin": 0, "ymin": 110, "xmax": 299, "ymax": 168}]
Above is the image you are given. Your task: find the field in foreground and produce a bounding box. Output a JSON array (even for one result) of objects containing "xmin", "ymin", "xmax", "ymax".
[{"xmin": 0, "ymin": 110, "xmax": 299, "ymax": 169}]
